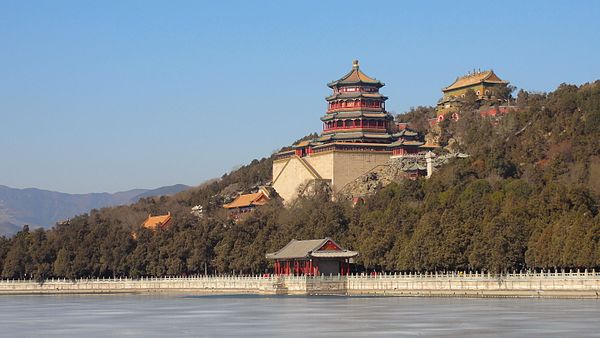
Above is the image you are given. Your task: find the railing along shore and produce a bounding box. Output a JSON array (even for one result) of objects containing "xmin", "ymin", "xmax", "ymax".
[{"xmin": 1, "ymin": 269, "xmax": 599, "ymax": 284}]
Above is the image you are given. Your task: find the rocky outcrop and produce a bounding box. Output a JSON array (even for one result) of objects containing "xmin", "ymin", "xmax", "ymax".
[{"xmin": 338, "ymin": 153, "xmax": 468, "ymax": 198}]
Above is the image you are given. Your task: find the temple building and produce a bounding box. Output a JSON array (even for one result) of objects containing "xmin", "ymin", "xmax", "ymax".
[
  {"xmin": 436, "ymin": 69, "xmax": 510, "ymax": 118},
  {"xmin": 141, "ymin": 212, "xmax": 172, "ymax": 230},
  {"xmin": 272, "ymin": 61, "xmax": 429, "ymax": 202},
  {"xmin": 266, "ymin": 238, "xmax": 358, "ymax": 276},
  {"xmin": 223, "ymin": 187, "xmax": 271, "ymax": 220}
]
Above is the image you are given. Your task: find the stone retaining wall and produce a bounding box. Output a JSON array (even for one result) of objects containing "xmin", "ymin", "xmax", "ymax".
[
  {"xmin": 1, "ymin": 271, "xmax": 599, "ymax": 298},
  {"xmin": 0, "ymin": 276, "xmax": 278, "ymax": 294},
  {"xmin": 347, "ymin": 271, "xmax": 600, "ymax": 298}
]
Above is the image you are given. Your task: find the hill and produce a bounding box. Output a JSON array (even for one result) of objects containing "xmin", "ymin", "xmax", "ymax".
[
  {"xmin": 0, "ymin": 184, "xmax": 190, "ymax": 236},
  {"xmin": 0, "ymin": 81, "xmax": 599, "ymax": 280}
]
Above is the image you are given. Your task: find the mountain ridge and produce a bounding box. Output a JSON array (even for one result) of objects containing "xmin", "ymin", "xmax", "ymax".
[{"xmin": 0, "ymin": 184, "xmax": 190, "ymax": 236}]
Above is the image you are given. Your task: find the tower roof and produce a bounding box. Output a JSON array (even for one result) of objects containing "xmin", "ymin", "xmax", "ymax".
[
  {"xmin": 326, "ymin": 91, "xmax": 387, "ymax": 101},
  {"xmin": 442, "ymin": 70, "xmax": 508, "ymax": 92},
  {"xmin": 328, "ymin": 60, "xmax": 384, "ymax": 88}
]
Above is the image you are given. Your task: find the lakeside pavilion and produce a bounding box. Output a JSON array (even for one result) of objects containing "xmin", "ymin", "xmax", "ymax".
[{"xmin": 266, "ymin": 238, "xmax": 358, "ymax": 276}]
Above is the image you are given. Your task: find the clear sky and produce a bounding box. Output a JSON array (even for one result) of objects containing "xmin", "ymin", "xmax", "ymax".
[{"xmin": 1, "ymin": 0, "xmax": 599, "ymax": 193}]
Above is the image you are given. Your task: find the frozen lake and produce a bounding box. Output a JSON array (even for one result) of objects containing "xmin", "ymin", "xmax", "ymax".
[{"xmin": 1, "ymin": 294, "xmax": 599, "ymax": 337}]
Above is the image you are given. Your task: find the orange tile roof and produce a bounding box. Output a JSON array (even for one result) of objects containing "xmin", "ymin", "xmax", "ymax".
[
  {"xmin": 443, "ymin": 70, "xmax": 508, "ymax": 92},
  {"xmin": 142, "ymin": 212, "xmax": 172, "ymax": 230},
  {"xmin": 223, "ymin": 192, "xmax": 269, "ymax": 209}
]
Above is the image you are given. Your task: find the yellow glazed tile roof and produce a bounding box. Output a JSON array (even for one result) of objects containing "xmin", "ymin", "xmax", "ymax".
[
  {"xmin": 142, "ymin": 213, "xmax": 171, "ymax": 230},
  {"xmin": 223, "ymin": 192, "xmax": 269, "ymax": 209},
  {"xmin": 443, "ymin": 70, "xmax": 507, "ymax": 92}
]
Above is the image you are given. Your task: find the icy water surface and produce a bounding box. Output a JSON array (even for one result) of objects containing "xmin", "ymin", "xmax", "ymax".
[{"xmin": 0, "ymin": 295, "xmax": 599, "ymax": 337}]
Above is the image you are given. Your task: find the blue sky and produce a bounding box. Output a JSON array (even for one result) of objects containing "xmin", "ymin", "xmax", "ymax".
[{"xmin": 1, "ymin": 0, "xmax": 599, "ymax": 193}]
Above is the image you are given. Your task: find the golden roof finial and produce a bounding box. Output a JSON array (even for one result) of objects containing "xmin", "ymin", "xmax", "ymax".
[{"xmin": 352, "ymin": 60, "xmax": 359, "ymax": 69}]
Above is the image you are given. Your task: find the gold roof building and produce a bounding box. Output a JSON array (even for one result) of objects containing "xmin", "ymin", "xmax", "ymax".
[{"xmin": 435, "ymin": 69, "xmax": 510, "ymax": 117}]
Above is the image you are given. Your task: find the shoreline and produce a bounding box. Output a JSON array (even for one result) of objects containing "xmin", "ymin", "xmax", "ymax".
[
  {"xmin": 1, "ymin": 272, "xmax": 599, "ymax": 299},
  {"xmin": 1, "ymin": 289, "xmax": 598, "ymax": 299}
]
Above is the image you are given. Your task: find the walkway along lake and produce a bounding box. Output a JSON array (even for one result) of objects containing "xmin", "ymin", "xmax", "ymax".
[{"xmin": 1, "ymin": 271, "xmax": 599, "ymax": 298}]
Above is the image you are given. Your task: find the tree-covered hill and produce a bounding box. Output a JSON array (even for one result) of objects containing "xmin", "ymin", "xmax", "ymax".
[
  {"xmin": 0, "ymin": 184, "xmax": 190, "ymax": 236},
  {"xmin": 1, "ymin": 81, "xmax": 599, "ymax": 280}
]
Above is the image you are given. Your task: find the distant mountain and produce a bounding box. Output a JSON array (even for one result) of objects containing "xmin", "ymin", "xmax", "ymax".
[
  {"xmin": 0, "ymin": 221, "xmax": 21, "ymax": 237},
  {"xmin": 132, "ymin": 184, "xmax": 190, "ymax": 200},
  {"xmin": 0, "ymin": 184, "xmax": 190, "ymax": 236}
]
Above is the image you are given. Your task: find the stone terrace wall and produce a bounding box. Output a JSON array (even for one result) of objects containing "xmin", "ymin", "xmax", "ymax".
[
  {"xmin": 1, "ymin": 271, "xmax": 599, "ymax": 298},
  {"xmin": 347, "ymin": 271, "xmax": 600, "ymax": 298},
  {"xmin": 0, "ymin": 276, "xmax": 279, "ymax": 295}
]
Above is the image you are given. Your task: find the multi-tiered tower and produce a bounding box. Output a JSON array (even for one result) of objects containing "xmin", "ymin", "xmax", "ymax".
[
  {"xmin": 320, "ymin": 60, "xmax": 394, "ymax": 144},
  {"xmin": 272, "ymin": 61, "xmax": 427, "ymax": 202}
]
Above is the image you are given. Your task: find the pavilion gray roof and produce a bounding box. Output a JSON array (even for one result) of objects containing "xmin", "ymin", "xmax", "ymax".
[{"xmin": 266, "ymin": 238, "xmax": 358, "ymax": 260}]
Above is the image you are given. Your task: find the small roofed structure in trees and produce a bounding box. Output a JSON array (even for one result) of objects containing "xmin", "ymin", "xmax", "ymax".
[
  {"xmin": 141, "ymin": 212, "xmax": 172, "ymax": 230},
  {"xmin": 266, "ymin": 238, "xmax": 358, "ymax": 276},
  {"xmin": 223, "ymin": 186, "xmax": 272, "ymax": 220}
]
